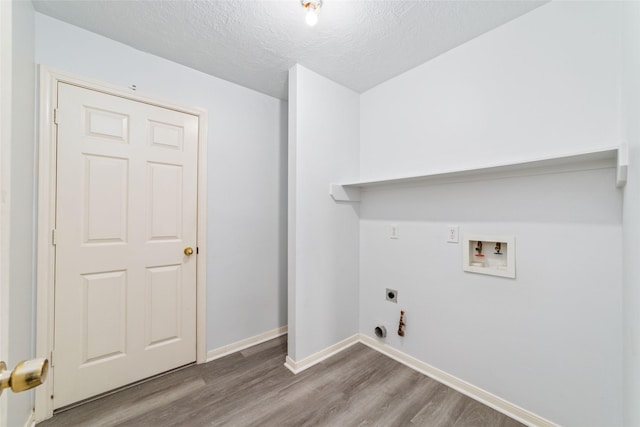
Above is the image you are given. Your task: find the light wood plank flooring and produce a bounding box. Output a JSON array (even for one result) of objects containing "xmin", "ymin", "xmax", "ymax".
[{"xmin": 38, "ymin": 336, "xmax": 525, "ymax": 426}]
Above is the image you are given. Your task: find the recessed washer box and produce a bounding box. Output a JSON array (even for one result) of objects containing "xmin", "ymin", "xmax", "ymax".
[{"xmin": 463, "ymin": 235, "xmax": 515, "ymax": 279}]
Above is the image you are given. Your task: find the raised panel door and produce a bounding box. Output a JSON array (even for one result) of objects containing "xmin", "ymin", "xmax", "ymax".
[{"xmin": 54, "ymin": 83, "xmax": 198, "ymax": 408}]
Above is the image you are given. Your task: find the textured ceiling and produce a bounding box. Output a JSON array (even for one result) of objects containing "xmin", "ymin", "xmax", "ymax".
[{"xmin": 33, "ymin": 0, "xmax": 546, "ymax": 100}]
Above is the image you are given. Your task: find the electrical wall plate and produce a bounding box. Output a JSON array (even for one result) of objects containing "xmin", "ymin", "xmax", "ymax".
[
  {"xmin": 447, "ymin": 225, "xmax": 459, "ymax": 243},
  {"xmin": 463, "ymin": 234, "xmax": 515, "ymax": 279}
]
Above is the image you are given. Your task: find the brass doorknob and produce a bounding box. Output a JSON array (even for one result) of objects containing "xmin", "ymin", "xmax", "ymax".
[
  {"xmin": 184, "ymin": 247, "xmax": 194, "ymax": 256},
  {"xmin": 0, "ymin": 358, "xmax": 49, "ymax": 396}
]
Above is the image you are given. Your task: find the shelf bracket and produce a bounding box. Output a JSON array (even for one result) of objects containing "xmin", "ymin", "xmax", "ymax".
[
  {"xmin": 330, "ymin": 184, "xmax": 361, "ymax": 202},
  {"xmin": 617, "ymin": 142, "xmax": 629, "ymax": 188}
]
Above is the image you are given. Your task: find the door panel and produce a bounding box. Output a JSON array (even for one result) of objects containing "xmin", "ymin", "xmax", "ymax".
[
  {"xmin": 83, "ymin": 155, "xmax": 129, "ymax": 243},
  {"xmin": 145, "ymin": 265, "xmax": 182, "ymax": 347},
  {"xmin": 84, "ymin": 107, "xmax": 129, "ymax": 142},
  {"xmin": 54, "ymin": 83, "xmax": 198, "ymax": 409},
  {"xmin": 149, "ymin": 120, "xmax": 183, "ymax": 150},
  {"xmin": 81, "ymin": 271, "xmax": 127, "ymax": 364},
  {"xmin": 148, "ymin": 162, "xmax": 183, "ymax": 240}
]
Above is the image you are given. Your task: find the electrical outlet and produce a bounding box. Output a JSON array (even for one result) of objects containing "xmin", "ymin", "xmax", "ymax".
[
  {"xmin": 447, "ymin": 225, "xmax": 459, "ymax": 243},
  {"xmin": 390, "ymin": 224, "xmax": 399, "ymax": 239},
  {"xmin": 386, "ymin": 288, "xmax": 398, "ymax": 303}
]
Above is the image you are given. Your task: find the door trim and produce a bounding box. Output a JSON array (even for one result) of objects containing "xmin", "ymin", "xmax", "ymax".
[
  {"xmin": 35, "ymin": 66, "xmax": 208, "ymax": 421},
  {"xmin": 0, "ymin": 2, "xmax": 12, "ymax": 425}
]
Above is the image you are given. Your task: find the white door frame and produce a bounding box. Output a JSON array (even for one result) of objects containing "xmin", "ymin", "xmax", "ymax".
[
  {"xmin": 0, "ymin": 2, "xmax": 12, "ymax": 426},
  {"xmin": 35, "ymin": 66, "xmax": 208, "ymax": 421}
]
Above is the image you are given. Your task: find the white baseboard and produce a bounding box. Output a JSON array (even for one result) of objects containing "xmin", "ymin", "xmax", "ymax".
[
  {"xmin": 358, "ymin": 334, "xmax": 557, "ymax": 427},
  {"xmin": 24, "ymin": 411, "xmax": 35, "ymax": 427},
  {"xmin": 206, "ymin": 326, "xmax": 288, "ymax": 362},
  {"xmin": 283, "ymin": 332, "xmax": 555, "ymax": 427},
  {"xmin": 284, "ymin": 334, "xmax": 360, "ymax": 374}
]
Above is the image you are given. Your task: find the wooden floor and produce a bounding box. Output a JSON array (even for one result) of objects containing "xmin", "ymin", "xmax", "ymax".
[{"xmin": 39, "ymin": 336, "xmax": 525, "ymax": 427}]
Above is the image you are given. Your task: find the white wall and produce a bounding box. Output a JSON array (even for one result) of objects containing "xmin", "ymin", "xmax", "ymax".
[
  {"xmin": 359, "ymin": 170, "xmax": 622, "ymax": 427},
  {"xmin": 621, "ymin": 2, "xmax": 640, "ymax": 426},
  {"xmin": 35, "ymin": 13, "xmax": 288, "ymax": 352},
  {"xmin": 360, "ymin": 2, "xmax": 620, "ymax": 180},
  {"xmin": 359, "ymin": 2, "xmax": 624, "ymax": 426},
  {"xmin": 2, "ymin": 1, "xmax": 37, "ymax": 426},
  {"xmin": 287, "ymin": 65, "xmax": 359, "ymax": 361}
]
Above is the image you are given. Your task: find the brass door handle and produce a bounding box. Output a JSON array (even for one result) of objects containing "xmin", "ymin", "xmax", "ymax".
[
  {"xmin": 0, "ymin": 358, "xmax": 49, "ymax": 396},
  {"xmin": 184, "ymin": 247, "xmax": 194, "ymax": 256}
]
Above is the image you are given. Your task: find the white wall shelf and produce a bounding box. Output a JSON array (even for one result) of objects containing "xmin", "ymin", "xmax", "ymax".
[{"xmin": 330, "ymin": 145, "xmax": 628, "ymax": 202}]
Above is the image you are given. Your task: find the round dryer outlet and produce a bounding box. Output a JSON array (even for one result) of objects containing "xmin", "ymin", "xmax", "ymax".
[{"xmin": 386, "ymin": 288, "xmax": 398, "ymax": 303}]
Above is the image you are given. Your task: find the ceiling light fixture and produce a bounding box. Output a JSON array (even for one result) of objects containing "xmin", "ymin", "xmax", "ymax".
[{"xmin": 301, "ymin": 0, "xmax": 322, "ymax": 27}]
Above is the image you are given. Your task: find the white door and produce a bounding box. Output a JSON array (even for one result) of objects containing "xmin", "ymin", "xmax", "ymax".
[{"xmin": 53, "ymin": 82, "xmax": 199, "ymax": 409}]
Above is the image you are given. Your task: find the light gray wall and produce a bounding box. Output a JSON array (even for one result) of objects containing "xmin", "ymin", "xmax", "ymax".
[
  {"xmin": 621, "ymin": 2, "xmax": 640, "ymax": 426},
  {"xmin": 358, "ymin": 2, "xmax": 624, "ymax": 426},
  {"xmin": 6, "ymin": 0, "xmax": 36, "ymax": 426},
  {"xmin": 359, "ymin": 171, "xmax": 622, "ymax": 427},
  {"xmin": 35, "ymin": 13, "xmax": 288, "ymax": 352},
  {"xmin": 287, "ymin": 65, "xmax": 360, "ymax": 361},
  {"xmin": 360, "ymin": 1, "xmax": 620, "ymax": 180}
]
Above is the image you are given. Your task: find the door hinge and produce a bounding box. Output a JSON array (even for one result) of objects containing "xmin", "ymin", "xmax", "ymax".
[
  {"xmin": 52, "ymin": 229, "xmax": 57, "ymax": 245},
  {"xmin": 53, "ymin": 108, "xmax": 59, "ymax": 125}
]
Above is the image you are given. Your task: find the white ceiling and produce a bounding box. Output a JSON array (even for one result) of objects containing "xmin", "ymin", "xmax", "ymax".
[{"xmin": 33, "ymin": 0, "xmax": 546, "ymax": 100}]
